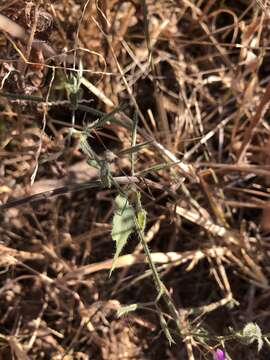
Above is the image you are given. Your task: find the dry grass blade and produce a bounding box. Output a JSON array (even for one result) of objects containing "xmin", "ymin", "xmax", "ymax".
[
  {"xmin": 0, "ymin": 244, "xmax": 44, "ymax": 267},
  {"xmin": 0, "ymin": 13, "xmax": 26, "ymax": 39},
  {"xmin": 64, "ymin": 247, "xmax": 229, "ymax": 280},
  {"xmin": 237, "ymin": 79, "xmax": 270, "ymax": 162},
  {"xmin": 175, "ymin": 205, "xmax": 237, "ymax": 244},
  {"xmin": 7, "ymin": 336, "xmax": 30, "ymax": 360}
]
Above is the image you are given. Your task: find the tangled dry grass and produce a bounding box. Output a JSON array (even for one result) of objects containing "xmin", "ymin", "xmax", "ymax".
[{"xmin": 1, "ymin": 0, "xmax": 270, "ymax": 359}]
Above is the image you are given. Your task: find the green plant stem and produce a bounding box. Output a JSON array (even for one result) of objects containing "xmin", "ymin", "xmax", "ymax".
[{"xmin": 133, "ymin": 194, "xmax": 182, "ymax": 340}]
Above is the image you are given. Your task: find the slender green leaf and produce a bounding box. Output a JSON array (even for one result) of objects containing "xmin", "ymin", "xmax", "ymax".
[
  {"xmin": 158, "ymin": 309, "xmax": 175, "ymax": 345},
  {"xmin": 118, "ymin": 140, "xmax": 153, "ymax": 156}
]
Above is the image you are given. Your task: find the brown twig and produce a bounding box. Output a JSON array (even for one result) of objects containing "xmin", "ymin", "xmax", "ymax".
[{"xmin": 0, "ymin": 176, "xmax": 163, "ymax": 210}]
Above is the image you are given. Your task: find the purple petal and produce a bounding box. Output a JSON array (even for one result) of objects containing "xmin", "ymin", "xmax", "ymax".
[{"xmin": 213, "ymin": 349, "xmax": 227, "ymax": 360}]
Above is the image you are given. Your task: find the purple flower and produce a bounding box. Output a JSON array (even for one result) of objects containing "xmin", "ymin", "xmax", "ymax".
[{"xmin": 213, "ymin": 349, "xmax": 227, "ymax": 360}]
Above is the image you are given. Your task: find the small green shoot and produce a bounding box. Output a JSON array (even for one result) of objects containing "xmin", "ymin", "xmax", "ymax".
[
  {"xmin": 65, "ymin": 58, "xmax": 84, "ymax": 111},
  {"xmin": 236, "ymin": 322, "xmax": 263, "ymax": 352},
  {"xmin": 117, "ymin": 303, "xmax": 138, "ymax": 318}
]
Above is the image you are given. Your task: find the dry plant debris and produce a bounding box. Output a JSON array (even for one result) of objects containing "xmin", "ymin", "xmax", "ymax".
[{"xmin": 1, "ymin": 0, "xmax": 270, "ymax": 359}]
